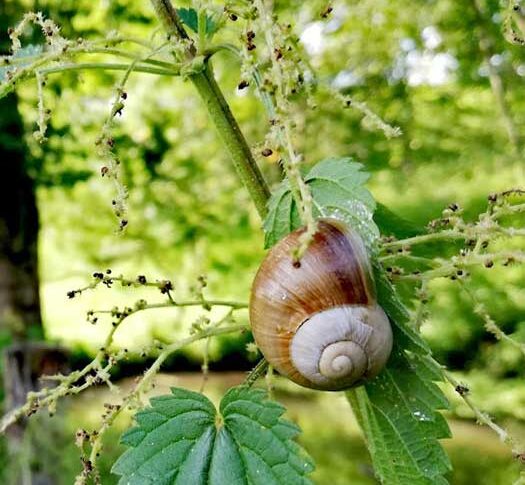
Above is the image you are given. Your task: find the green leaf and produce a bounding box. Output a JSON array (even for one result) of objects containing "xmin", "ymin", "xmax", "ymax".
[
  {"xmin": 374, "ymin": 202, "xmax": 424, "ymax": 239},
  {"xmin": 112, "ymin": 386, "xmax": 314, "ymax": 485},
  {"xmin": 374, "ymin": 267, "xmax": 430, "ymax": 355},
  {"xmin": 264, "ymin": 157, "xmax": 379, "ymax": 248},
  {"xmin": 347, "ymin": 270, "xmax": 452, "ymax": 485},
  {"xmin": 176, "ymin": 8, "xmax": 218, "ymax": 37},
  {"xmin": 263, "ymin": 159, "xmax": 451, "ymax": 484}
]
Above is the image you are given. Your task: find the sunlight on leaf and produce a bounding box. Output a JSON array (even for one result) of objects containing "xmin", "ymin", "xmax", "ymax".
[
  {"xmin": 112, "ymin": 386, "xmax": 314, "ymax": 484},
  {"xmin": 264, "ymin": 157, "xmax": 378, "ymax": 248}
]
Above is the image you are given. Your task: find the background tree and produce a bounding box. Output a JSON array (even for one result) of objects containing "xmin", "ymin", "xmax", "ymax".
[{"xmin": 0, "ymin": 0, "xmax": 524, "ymax": 483}]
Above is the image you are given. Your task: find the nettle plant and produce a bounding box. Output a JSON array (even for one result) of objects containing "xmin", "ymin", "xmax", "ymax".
[{"xmin": 1, "ymin": 2, "xmax": 525, "ymax": 484}]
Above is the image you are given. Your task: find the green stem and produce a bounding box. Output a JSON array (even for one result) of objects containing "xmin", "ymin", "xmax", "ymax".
[
  {"xmin": 2, "ymin": 45, "xmax": 177, "ymax": 71},
  {"xmin": 244, "ymin": 358, "xmax": 269, "ymax": 387},
  {"xmin": 150, "ymin": 0, "xmax": 192, "ymax": 43},
  {"xmin": 41, "ymin": 62, "xmax": 178, "ymax": 76},
  {"xmin": 381, "ymin": 230, "xmax": 467, "ymax": 250},
  {"xmin": 93, "ymin": 299, "xmax": 248, "ymax": 314},
  {"xmin": 441, "ymin": 368, "xmax": 511, "ymax": 444},
  {"xmin": 191, "ymin": 66, "xmax": 271, "ymax": 217},
  {"xmin": 150, "ymin": 0, "xmax": 271, "ymax": 219},
  {"xmin": 198, "ymin": 9, "xmax": 207, "ymax": 51},
  {"xmin": 379, "ymin": 253, "xmax": 440, "ymax": 267}
]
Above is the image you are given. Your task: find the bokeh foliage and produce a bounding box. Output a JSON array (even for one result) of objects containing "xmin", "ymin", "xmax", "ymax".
[{"xmin": 4, "ymin": 0, "xmax": 524, "ymax": 423}]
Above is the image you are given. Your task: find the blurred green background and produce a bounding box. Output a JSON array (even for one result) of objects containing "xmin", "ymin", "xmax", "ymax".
[{"xmin": 0, "ymin": 0, "xmax": 524, "ymax": 483}]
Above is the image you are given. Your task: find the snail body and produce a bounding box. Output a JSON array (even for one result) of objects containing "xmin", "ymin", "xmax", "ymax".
[{"xmin": 250, "ymin": 219, "xmax": 392, "ymax": 391}]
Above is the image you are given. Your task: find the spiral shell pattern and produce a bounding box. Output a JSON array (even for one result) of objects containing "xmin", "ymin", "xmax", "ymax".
[
  {"xmin": 250, "ymin": 219, "xmax": 393, "ymax": 391},
  {"xmin": 290, "ymin": 305, "xmax": 392, "ymax": 389}
]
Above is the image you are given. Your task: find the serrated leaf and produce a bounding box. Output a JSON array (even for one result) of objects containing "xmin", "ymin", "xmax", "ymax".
[
  {"xmin": 374, "ymin": 266, "xmax": 430, "ymax": 355},
  {"xmin": 262, "ymin": 158, "xmax": 451, "ymax": 484},
  {"xmin": 264, "ymin": 157, "xmax": 379, "ymax": 248},
  {"xmin": 347, "ymin": 266, "xmax": 451, "ymax": 485},
  {"xmin": 112, "ymin": 386, "xmax": 314, "ymax": 485},
  {"xmin": 346, "ymin": 348, "xmax": 451, "ymax": 485},
  {"xmin": 176, "ymin": 8, "xmax": 219, "ymax": 37}
]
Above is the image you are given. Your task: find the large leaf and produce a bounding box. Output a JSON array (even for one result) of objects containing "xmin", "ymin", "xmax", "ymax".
[
  {"xmin": 112, "ymin": 386, "xmax": 314, "ymax": 485},
  {"xmin": 263, "ymin": 158, "xmax": 451, "ymax": 484},
  {"xmin": 264, "ymin": 157, "xmax": 379, "ymax": 248},
  {"xmin": 347, "ymin": 357, "xmax": 451, "ymax": 485},
  {"xmin": 347, "ymin": 270, "xmax": 451, "ymax": 485},
  {"xmin": 264, "ymin": 157, "xmax": 423, "ymax": 246}
]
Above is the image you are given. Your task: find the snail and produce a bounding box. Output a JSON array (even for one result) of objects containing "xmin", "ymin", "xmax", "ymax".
[{"xmin": 250, "ymin": 218, "xmax": 393, "ymax": 391}]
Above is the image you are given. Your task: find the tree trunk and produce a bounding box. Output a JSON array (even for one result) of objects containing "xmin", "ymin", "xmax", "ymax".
[
  {"xmin": 0, "ymin": 93, "xmax": 43, "ymax": 342},
  {"xmin": 0, "ymin": 7, "xmax": 63, "ymax": 484},
  {"xmin": 0, "ymin": 0, "xmax": 43, "ymax": 341},
  {"xmin": 3, "ymin": 343, "xmax": 68, "ymax": 485}
]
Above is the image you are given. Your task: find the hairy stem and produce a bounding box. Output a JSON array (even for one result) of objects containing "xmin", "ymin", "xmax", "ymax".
[
  {"xmin": 150, "ymin": 0, "xmax": 271, "ymax": 218},
  {"xmin": 253, "ymin": 0, "xmax": 317, "ymax": 257},
  {"xmin": 41, "ymin": 62, "xmax": 178, "ymax": 76},
  {"xmin": 87, "ymin": 323, "xmax": 249, "ymax": 468},
  {"xmin": 191, "ymin": 66, "xmax": 271, "ymax": 217},
  {"xmin": 244, "ymin": 358, "xmax": 269, "ymax": 387},
  {"xmin": 442, "ymin": 370, "xmax": 511, "ymax": 444}
]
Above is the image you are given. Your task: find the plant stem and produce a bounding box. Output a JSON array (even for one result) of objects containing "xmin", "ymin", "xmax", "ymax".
[
  {"xmin": 150, "ymin": 0, "xmax": 192, "ymax": 43},
  {"xmin": 253, "ymin": 0, "xmax": 317, "ymax": 256},
  {"xmin": 87, "ymin": 323, "xmax": 249, "ymax": 468},
  {"xmin": 379, "ymin": 253, "xmax": 440, "ymax": 267},
  {"xmin": 93, "ymin": 300, "xmax": 247, "ymax": 313},
  {"xmin": 192, "ymin": 67, "xmax": 271, "ymax": 217},
  {"xmin": 244, "ymin": 358, "xmax": 269, "ymax": 387},
  {"xmin": 149, "ymin": 0, "xmax": 271, "ymax": 219},
  {"xmin": 41, "ymin": 62, "xmax": 178, "ymax": 76},
  {"xmin": 442, "ymin": 369, "xmax": 510, "ymax": 444},
  {"xmin": 381, "ymin": 230, "xmax": 467, "ymax": 250}
]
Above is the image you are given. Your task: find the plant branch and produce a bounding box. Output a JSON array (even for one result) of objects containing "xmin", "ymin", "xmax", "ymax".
[
  {"xmin": 443, "ymin": 371, "xmax": 509, "ymax": 441},
  {"xmin": 86, "ymin": 323, "xmax": 249, "ymax": 471},
  {"xmin": 150, "ymin": 0, "xmax": 192, "ymax": 42},
  {"xmin": 1, "ymin": 270, "xmax": 248, "ymax": 435},
  {"xmin": 392, "ymin": 250, "xmax": 525, "ymax": 281},
  {"xmin": 149, "ymin": 0, "xmax": 271, "ymax": 219},
  {"xmin": 40, "ymin": 62, "xmax": 178, "ymax": 77},
  {"xmin": 461, "ymin": 283, "xmax": 525, "ymax": 358},
  {"xmin": 244, "ymin": 358, "xmax": 269, "ymax": 387}
]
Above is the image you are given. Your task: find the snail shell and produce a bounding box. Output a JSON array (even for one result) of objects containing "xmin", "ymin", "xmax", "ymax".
[{"xmin": 250, "ymin": 219, "xmax": 393, "ymax": 391}]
